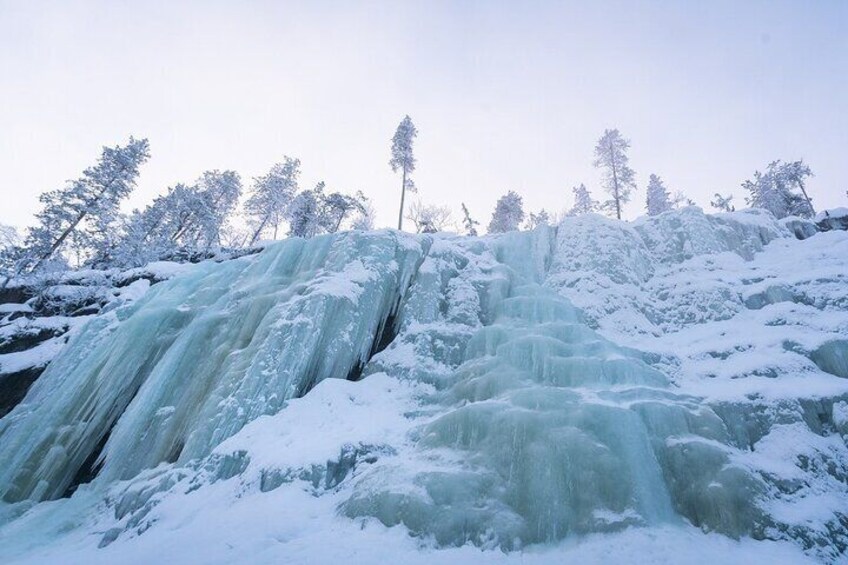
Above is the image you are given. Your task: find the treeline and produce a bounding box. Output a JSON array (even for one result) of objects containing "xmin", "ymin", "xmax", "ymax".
[
  {"xmin": 0, "ymin": 139, "xmax": 372, "ymax": 285},
  {"xmin": 464, "ymin": 129, "xmax": 820, "ymax": 235},
  {"xmin": 0, "ymin": 120, "xmax": 828, "ymax": 284},
  {"xmin": 396, "ymin": 124, "xmax": 821, "ymax": 238}
]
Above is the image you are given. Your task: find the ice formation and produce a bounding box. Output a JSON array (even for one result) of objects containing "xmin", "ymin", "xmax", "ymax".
[{"xmin": 0, "ymin": 207, "xmax": 847, "ymax": 563}]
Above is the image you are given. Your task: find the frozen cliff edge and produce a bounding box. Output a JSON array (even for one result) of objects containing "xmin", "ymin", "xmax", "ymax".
[{"xmin": 0, "ymin": 207, "xmax": 846, "ymax": 563}]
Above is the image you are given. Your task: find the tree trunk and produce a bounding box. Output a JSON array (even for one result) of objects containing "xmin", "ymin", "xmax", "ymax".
[
  {"xmin": 249, "ymin": 214, "xmax": 271, "ymax": 246},
  {"xmin": 608, "ymin": 139, "xmax": 622, "ymax": 220},
  {"xmin": 397, "ymin": 169, "xmax": 407, "ymax": 231},
  {"xmin": 333, "ymin": 214, "xmax": 344, "ymax": 234},
  {"xmin": 29, "ymin": 167, "xmax": 125, "ymax": 274},
  {"xmin": 170, "ymin": 221, "xmax": 191, "ymax": 244},
  {"xmin": 798, "ymin": 181, "xmax": 815, "ymax": 217}
]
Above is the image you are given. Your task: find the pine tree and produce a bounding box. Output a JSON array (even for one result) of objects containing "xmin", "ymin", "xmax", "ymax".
[
  {"xmin": 782, "ymin": 160, "xmax": 815, "ymax": 216},
  {"xmin": 105, "ymin": 170, "xmax": 241, "ymax": 268},
  {"xmin": 153, "ymin": 171, "xmax": 241, "ymax": 251},
  {"xmin": 322, "ymin": 190, "xmax": 367, "ymax": 233},
  {"xmin": 568, "ymin": 184, "xmax": 598, "ymax": 216},
  {"xmin": 593, "ymin": 129, "xmax": 635, "ymax": 220},
  {"xmin": 287, "ymin": 183, "xmax": 325, "ymax": 239},
  {"xmin": 286, "ymin": 183, "xmax": 369, "ymax": 239},
  {"xmin": 351, "ymin": 200, "xmax": 376, "ymax": 231},
  {"xmin": 390, "ymin": 116, "xmax": 417, "ymax": 231},
  {"xmin": 12, "ymin": 137, "xmax": 150, "ymax": 279},
  {"xmin": 245, "ymin": 157, "xmax": 301, "ymax": 244},
  {"xmin": 461, "ymin": 203, "xmax": 479, "ymax": 236},
  {"xmin": 488, "ymin": 191, "xmax": 525, "ymax": 233},
  {"xmin": 526, "ymin": 210, "xmax": 551, "ymax": 229},
  {"xmin": 645, "ymin": 174, "xmax": 673, "ymax": 216},
  {"xmin": 710, "ymin": 193, "xmax": 735, "ymax": 212},
  {"xmin": 743, "ymin": 160, "xmax": 815, "ymax": 219},
  {"xmin": 184, "ymin": 170, "xmax": 242, "ymax": 249},
  {"xmin": 0, "ymin": 224, "xmax": 18, "ymax": 250},
  {"xmin": 110, "ymin": 200, "xmax": 171, "ymax": 267},
  {"xmin": 0, "ymin": 225, "xmax": 21, "ymax": 285}
]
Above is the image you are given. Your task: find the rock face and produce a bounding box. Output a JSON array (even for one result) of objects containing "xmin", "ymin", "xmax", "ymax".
[
  {"xmin": 0, "ymin": 262, "xmax": 193, "ymax": 419},
  {"xmin": 0, "ymin": 208, "xmax": 847, "ymax": 562},
  {"xmin": 816, "ymin": 208, "xmax": 848, "ymax": 232}
]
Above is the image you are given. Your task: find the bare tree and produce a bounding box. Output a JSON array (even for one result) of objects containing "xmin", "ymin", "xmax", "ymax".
[
  {"xmin": 406, "ymin": 200, "xmax": 453, "ymax": 233},
  {"xmin": 461, "ymin": 203, "xmax": 479, "ymax": 236}
]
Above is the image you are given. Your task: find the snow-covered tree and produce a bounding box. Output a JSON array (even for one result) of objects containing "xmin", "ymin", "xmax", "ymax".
[
  {"xmin": 390, "ymin": 116, "xmax": 417, "ymax": 230},
  {"xmin": 108, "ymin": 197, "xmax": 171, "ymax": 267},
  {"xmin": 526, "ymin": 209, "xmax": 551, "ymax": 229},
  {"xmin": 218, "ymin": 222, "xmax": 251, "ymax": 250},
  {"xmin": 593, "ymin": 129, "xmax": 635, "ymax": 220},
  {"xmin": 461, "ymin": 203, "xmax": 479, "ymax": 236},
  {"xmin": 568, "ymin": 184, "xmax": 598, "ymax": 216},
  {"xmin": 670, "ymin": 191, "xmax": 695, "ymax": 208},
  {"xmin": 287, "ymin": 183, "xmax": 325, "ymax": 239},
  {"xmin": 245, "ymin": 157, "xmax": 300, "ymax": 244},
  {"xmin": 148, "ymin": 171, "xmax": 241, "ymax": 252},
  {"xmin": 782, "ymin": 160, "xmax": 815, "ymax": 216},
  {"xmin": 743, "ymin": 160, "xmax": 814, "ymax": 219},
  {"xmin": 406, "ymin": 201, "xmax": 453, "ymax": 233},
  {"xmin": 177, "ymin": 170, "xmax": 242, "ymax": 249},
  {"xmin": 10, "ymin": 137, "xmax": 150, "ymax": 279},
  {"xmin": 322, "ymin": 190, "xmax": 367, "ymax": 233},
  {"xmin": 351, "ymin": 200, "xmax": 376, "ymax": 231},
  {"xmin": 0, "ymin": 224, "xmax": 18, "ymax": 250},
  {"xmin": 105, "ymin": 170, "xmax": 241, "ymax": 268},
  {"xmin": 0, "ymin": 224, "xmax": 21, "ymax": 285},
  {"xmin": 285, "ymin": 183, "xmax": 368, "ymax": 238},
  {"xmin": 710, "ymin": 193, "xmax": 735, "ymax": 212},
  {"xmin": 645, "ymin": 174, "xmax": 673, "ymax": 216},
  {"xmin": 488, "ymin": 191, "xmax": 525, "ymax": 234}
]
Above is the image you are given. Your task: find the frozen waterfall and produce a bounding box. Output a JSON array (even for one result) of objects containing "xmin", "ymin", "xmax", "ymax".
[
  {"xmin": 1, "ymin": 208, "xmax": 847, "ymax": 562},
  {"xmin": 0, "ymin": 231, "xmax": 427, "ymax": 502}
]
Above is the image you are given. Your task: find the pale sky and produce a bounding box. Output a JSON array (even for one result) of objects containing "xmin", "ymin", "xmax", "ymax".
[{"xmin": 1, "ymin": 0, "xmax": 846, "ymax": 232}]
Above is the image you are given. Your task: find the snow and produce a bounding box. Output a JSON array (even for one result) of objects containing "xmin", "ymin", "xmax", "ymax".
[
  {"xmin": 0, "ymin": 376, "xmax": 817, "ymax": 565},
  {"xmin": 120, "ymin": 261, "xmax": 194, "ymax": 281},
  {"xmin": 816, "ymin": 207, "xmax": 848, "ymax": 222},
  {"xmin": 0, "ymin": 262, "xmax": 186, "ymax": 387},
  {"xmin": 0, "ymin": 303, "xmax": 33, "ymax": 314},
  {"xmin": 1, "ymin": 207, "xmax": 847, "ymax": 563},
  {"xmin": 0, "ymin": 337, "xmax": 66, "ymax": 374},
  {"xmin": 214, "ymin": 373, "xmax": 424, "ymax": 474}
]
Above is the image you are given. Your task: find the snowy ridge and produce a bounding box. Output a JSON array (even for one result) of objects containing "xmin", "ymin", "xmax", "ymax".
[{"xmin": 0, "ymin": 208, "xmax": 847, "ymax": 563}]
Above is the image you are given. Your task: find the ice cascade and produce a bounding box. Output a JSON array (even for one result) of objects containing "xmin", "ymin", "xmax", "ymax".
[
  {"xmin": 0, "ymin": 208, "xmax": 847, "ymax": 562},
  {"xmin": 0, "ymin": 231, "xmax": 427, "ymax": 502}
]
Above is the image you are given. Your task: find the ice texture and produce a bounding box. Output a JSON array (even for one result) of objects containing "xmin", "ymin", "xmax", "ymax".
[
  {"xmin": 0, "ymin": 231, "xmax": 427, "ymax": 501},
  {"xmin": 1, "ymin": 207, "xmax": 847, "ymax": 563}
]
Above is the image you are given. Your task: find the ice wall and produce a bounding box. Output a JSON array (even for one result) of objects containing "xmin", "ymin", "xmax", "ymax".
[
  {"xmin": 0, "ymin": 207, "xmax": 847, "ymax": 562},
  {"xmin": 0, "ymin": 231, "xmax": 427, "ymax": 502},
  {"xmin": 340, "ymin": 221, "xmax": 780, "ymax": 547}
]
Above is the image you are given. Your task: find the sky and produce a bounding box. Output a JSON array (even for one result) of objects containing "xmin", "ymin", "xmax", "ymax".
[{"xmin": 1, "ymin": 0, "xmax": 846, "ymax": 232}]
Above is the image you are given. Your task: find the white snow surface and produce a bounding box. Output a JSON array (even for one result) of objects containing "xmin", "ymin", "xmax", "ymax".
[
  {"xmin": 816, "ymin": 207, "xmax": 848, "ymax": 222},
  {"xmin": 0, "ymin": 262, "xmax": 185, "ymax": 378},
  {"xmin": 0, "ymin": 208, "xmax": 847, "ymax": 564}
]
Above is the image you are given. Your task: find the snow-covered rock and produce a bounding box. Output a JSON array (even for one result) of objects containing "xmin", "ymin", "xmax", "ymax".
[
  {"xmin": 0, "ymin": 261, "xmax": 198, "ymax": 418},
  {"xmin": 816, "ymin": 207, "xmax": 848, "ymax": 232}
]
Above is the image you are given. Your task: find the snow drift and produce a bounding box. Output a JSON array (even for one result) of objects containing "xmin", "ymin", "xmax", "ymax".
[{"xmin": 0, "ymin": 207, "xmax": 846, "ymax": 563}]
